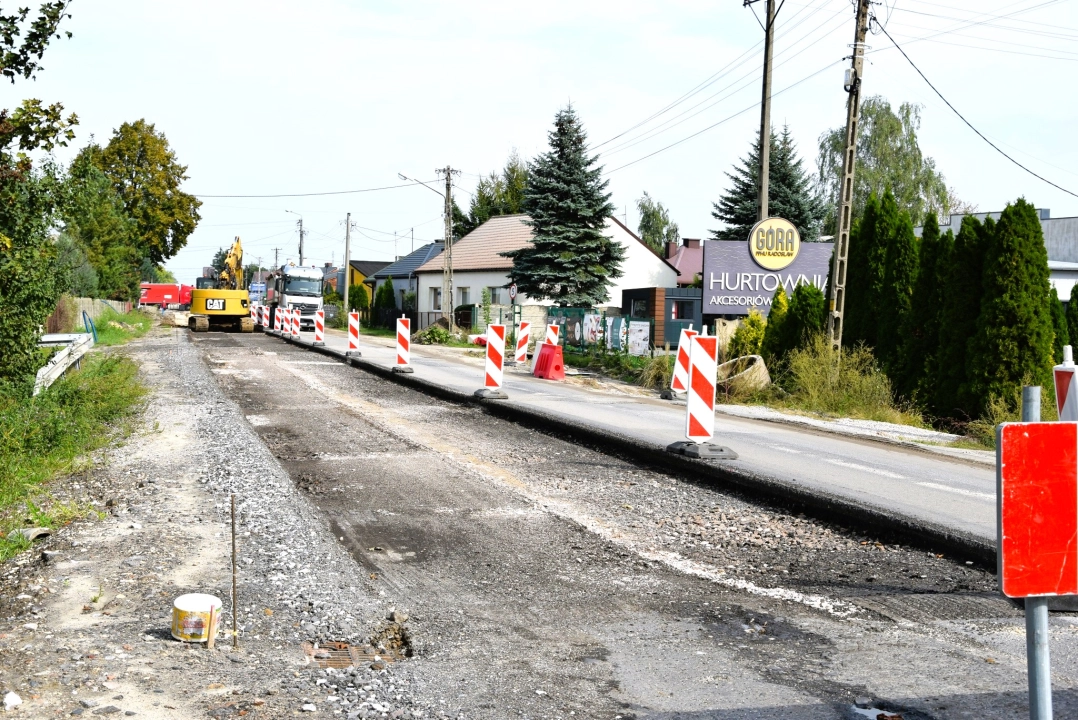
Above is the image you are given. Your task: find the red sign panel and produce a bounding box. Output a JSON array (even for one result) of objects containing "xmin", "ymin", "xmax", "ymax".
[{"xmin": 998, "ymin": 422, "xmax": 1078, "ymax": 597}]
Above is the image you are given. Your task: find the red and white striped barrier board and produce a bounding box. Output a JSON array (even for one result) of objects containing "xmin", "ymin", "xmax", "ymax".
[
  {"xmin": 544, "ymin": 323, "xmax": 560, "ymax": 345},
  {"xmin": 1055, "ymin": 345, "xmax": 1078, "ymax": 421},
  {"xmin": 260, "ymin": 305, "xmax": 269, "ymax": 328},
  {"xmin": 685, "ymin": 333, "xmax": 718, "ymax": 441},
  {"xmin": 670, "ymin": 327, "xmax": 698, "ymax": 394},
  {"xmin": 396, "ymin": 317, "xmax": 411, "ymax": 367},
  {"xmin": 273, "ymin": 308, "xmax": 281, "ymax": 334},
  {"xmin": 250, "ymin": 305, "xmax": 257, "ymax": 324},
  {"xmin": 291, "ymin": 309, "xmax": 300, "ymax": 339},
  {"xmin": 348, "ymin": 311, "xmax": 360, "ymax": 353},
  {"xmin": 485, "ymin": 324, "xmax": 506, "ymax": 389},
  {"xmin": 514, "ymin": 321, "xmax": 531, "ymax": 364},
  {"xmin": 313, "ymin": 310, "xmax": 325, "ymax": 345},
  {"xmin": 282, "ymin": 309, "xmax": 291, "ymax": 337}
]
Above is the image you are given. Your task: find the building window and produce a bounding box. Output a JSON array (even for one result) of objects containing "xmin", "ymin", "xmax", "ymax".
[
  {"xmin": 458, "ymin": 287, "xmax": 470, "ymax": 306},
  {"xmin": 631, "ymin": 299, "xmax": 648, "ymax": 318},
  {"xmin": 488, "ymin": 286, "xmax": 506, "ymax": 305},
  {"xmin": 430, "ymin": 287, "xmax": 442, "ymax": 311},
  {"xmin": 672, "ymin": 300, "xmax": 694, "ymax": 320}
]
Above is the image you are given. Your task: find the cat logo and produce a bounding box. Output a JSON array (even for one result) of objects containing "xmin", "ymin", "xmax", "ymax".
[
  {"xmin": 748, "ymin": 217, "xmax": 800, "ymax": 271},
  {"xmin": 206, "ymin": 298, "xmax": 225, "ymax": 311}
]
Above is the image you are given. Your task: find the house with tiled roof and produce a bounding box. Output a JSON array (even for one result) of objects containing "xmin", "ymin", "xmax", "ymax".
[
  {"xmin": 413, "ymin": 214, "xmax": 677, "ymax": 325},
  {"xmin": 364, "ymin": 242, "xmax": 444, "ymax": 310}
]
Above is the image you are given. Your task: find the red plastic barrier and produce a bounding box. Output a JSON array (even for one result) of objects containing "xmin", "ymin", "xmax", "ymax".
[{"xmin": 532, "ymin": 343, "xmax": 565, "ymax": 381}]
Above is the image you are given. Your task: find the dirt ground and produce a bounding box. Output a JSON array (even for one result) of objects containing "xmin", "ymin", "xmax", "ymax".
[{"xmin": 3, "ymin": 325, "xmax": 1078, "ymax": 720}]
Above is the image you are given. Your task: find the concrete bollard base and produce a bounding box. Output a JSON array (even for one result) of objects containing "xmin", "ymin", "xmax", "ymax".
[
  {"xmin": 666, "ymin": 441, "xmax": 738, "ymax": 460},
  {"xmin": 392, "ymin": 366, "xmax": 414, "ymax": 374},
  {"xmin": 660, "ymin": 389, "xmax": 686, "ymax": 401},
  {"xmin": 474, "ymin": 388, "xmax": 508, "ymax": 400},
  {"xmin": 346, "ymin": 350, "xmax": 362, "ymax": 358}
]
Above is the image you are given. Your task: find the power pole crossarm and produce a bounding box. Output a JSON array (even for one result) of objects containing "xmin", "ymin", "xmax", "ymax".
[{"xmin": 825, "ymin": 0, "xmax": 871, "ymax": 352}]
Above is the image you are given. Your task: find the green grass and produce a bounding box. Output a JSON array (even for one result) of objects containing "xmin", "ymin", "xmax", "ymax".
[
  {"xmin": 563, "ymin": 347, "xmax": 672, "ymax": 389},
  {"xmin": 93, "ymin": 309, "xmax": 154, "ymax": 346},
  {"xmin": 0, "ymin": 354, "xmax": 146, "ymax": 561}
]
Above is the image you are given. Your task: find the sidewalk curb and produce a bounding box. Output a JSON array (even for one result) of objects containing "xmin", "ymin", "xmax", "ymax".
[{"xmin": 282, "ymin": 334, "xmax": 996, "ymax": 568}]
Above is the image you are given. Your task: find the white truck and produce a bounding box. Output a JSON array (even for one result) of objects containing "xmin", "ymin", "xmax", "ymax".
[{"xmin": 266, "ymin": 264, "xmax": 324, "ymax": 331}]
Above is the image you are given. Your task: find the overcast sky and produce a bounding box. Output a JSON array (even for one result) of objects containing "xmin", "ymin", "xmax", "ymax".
[{"xmin": 7, "ymin": 0, "xmax": 1077, "ymax": 281}]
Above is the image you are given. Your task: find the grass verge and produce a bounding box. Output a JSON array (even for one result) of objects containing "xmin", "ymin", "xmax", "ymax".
[
  {"xmin": 0, "ymin": 354, "xmax": 146, "ymax": 561},
  {"xmin": 94, "ymin": 309, "xmax": 154, "ymax": 346},
  {"xmin": 563, "ymin": 348, "xmax": 673, "ymax": 389}
]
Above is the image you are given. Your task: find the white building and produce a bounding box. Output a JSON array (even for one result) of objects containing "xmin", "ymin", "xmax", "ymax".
[{"xmin": 413, "ymin": 214, "xmax": 678, "ymax": 327}]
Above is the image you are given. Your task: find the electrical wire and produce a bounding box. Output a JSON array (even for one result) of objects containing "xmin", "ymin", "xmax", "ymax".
[
  {"xmin": 873, "ymin": 17, "xmax": 1078, "ymax": 200},
  {"xmin": 192, "ymin": 180, "xmax": 437, "ymax": 199}
]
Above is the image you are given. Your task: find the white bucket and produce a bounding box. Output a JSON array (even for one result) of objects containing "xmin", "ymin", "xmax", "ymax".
[{"xmin": 171, "ymin": 593, "xmax": 223, "ymax": 643}]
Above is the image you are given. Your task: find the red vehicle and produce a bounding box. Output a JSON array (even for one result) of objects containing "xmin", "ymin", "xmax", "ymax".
[{"xmin": 139, "ymin": 283, "xmax": 191, "ymax": 309}]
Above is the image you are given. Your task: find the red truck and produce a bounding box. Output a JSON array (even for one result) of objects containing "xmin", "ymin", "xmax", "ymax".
[{"xmin": 139, "ymin": 283, "xmax": 192, "ymax": 309}]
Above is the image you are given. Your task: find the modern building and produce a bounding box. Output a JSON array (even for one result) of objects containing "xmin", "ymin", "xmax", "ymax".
[
  {"xmin": 916, "ymin": 208, "xmax": 1078, "ymax": 298},
  {"xmin": 364, "ymin": 242, "xmax": 444, "ymax": 310},
  {"xmin": 412, "ymin": 215, "xmax": 678, "ymax": 328}
]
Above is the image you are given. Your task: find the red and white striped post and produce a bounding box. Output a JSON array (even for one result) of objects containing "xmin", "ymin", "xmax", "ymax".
[
  {"xmin": 667, "ymin": 326, "xmax": 698, "ymax": 397},
  {"xmin": 392, "ymin": 317, "xmax": 413, "ymax": 374},
  {"xmin": 476, "ymin": 324, "xmax": 508, "ymax": 399},
  {"xmin": 346, "ymin": 311, "xmax": 361, "ymax": 357},
  {"xmin": 666, "ymin": 330, "xmax": 737, "ymax": 460},
  {"xmin": 1055, "ymin": 345, "xmax": 1078, "ymax": 421},
  {"xmin": 513, "ymin": 321, "xmax": 531, "ymax": 365},
  {"xmin": 291, "ymin": 309, "xmax": 300, "ymax": 339},
  {"xmin": 313, "ymin": 310, "xmax": 325, "ymax": 346},
  {"xmin": 544, "ymin": 323, "xmax": 560, "ymax": 346},
  {"xmin": 260, "ymin": 305, "xmax": 269, "ymax": 329},
  {"xmin": 272, "ymin": 307, "xmax": 281, "ymax": 334},
  {"xmin": 250, "ymin": 304, "xmax": 257, "ymax": 325}
]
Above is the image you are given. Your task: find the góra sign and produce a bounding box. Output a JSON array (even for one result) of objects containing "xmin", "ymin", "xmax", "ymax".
[{"xmin": 702, "ymin": 218, "xmax": 833, "ymax": 316}]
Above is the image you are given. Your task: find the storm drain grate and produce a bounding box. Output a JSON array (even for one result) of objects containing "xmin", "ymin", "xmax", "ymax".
[{"xmin": 301, "ymin": 640, "xmax": 404, "ymax": 668}]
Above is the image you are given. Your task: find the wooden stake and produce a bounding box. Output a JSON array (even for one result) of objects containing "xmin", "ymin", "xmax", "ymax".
[
  {"xmin": 231, "ymin": 493, "xmax": 239, "ymax": 649},
  {"xmin": 206, "ymin": 604, "xmax": 217, "ymax": 649}
]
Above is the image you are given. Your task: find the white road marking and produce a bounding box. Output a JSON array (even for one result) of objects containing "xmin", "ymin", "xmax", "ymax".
[
  {"xmin": 916, "ymin": 481, "xmax": 994, "ymax": 501},
  {"xmin": 822, "ymin": 458, "xmax": 905, "ymax": 479}
]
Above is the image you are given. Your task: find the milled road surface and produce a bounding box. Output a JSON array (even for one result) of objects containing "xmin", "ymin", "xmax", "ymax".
[{"xmin": 196, "ymin": 330, "xmax": 1078, "ymax": 719}]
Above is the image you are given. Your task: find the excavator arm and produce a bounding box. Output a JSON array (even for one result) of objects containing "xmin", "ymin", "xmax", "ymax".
[{"xmin": 218, "ymin": 237, "xmax": 244, "ymax": 291}]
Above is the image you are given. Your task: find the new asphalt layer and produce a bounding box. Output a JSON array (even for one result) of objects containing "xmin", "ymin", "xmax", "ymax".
[{"xmin": 265, "ymin": 324, "xmax": 997, "ymax": 565}]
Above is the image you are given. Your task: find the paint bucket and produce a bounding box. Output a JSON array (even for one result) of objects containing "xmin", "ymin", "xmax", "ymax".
[{"xmin": 171, "ymin": 593, "xmax": 222, "ymax": 643}]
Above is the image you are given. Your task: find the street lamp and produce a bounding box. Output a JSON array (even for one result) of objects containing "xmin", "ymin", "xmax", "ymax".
[
  {"xmin": 285, "ymin": 209, "xmax": 304, "ymax": 265},
  {"xmin": 399, "ymin": 172, "xmax": 453, "ymax": 324}
]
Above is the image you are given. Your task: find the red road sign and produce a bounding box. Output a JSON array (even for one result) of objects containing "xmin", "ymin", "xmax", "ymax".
[{"xmin": 998, "ymin": 421, "xmax": 1078, "ymax": 597}]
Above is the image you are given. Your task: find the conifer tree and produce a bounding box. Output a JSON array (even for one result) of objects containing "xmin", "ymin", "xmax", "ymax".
[
  {"xmin": 896, "ymin": 212, "xmax": 943, "ymax": 399},
  {"xmin": 710, "ymin": 126, "xmax": 825, "ymax": 242},
  {"xmin": 877, "ymin": 207, "xmax": 919, "ymax": 381},
  {"xmin": 728, "ymin": 309, "xmax": 766, "ymax": 358},
  {"xmin": 1051, "ymin": 287, "xmax": 1069, "ymax": 363},
  {"xmin": 503, "ymin": 106, "xmax": 622, "ymax": 306},
  {"xmin": 966, "ymin": 199, "xmax": 1054, "ymax": 417},
  {"xmin": 783, "ymin": 283, "xmax": 826, "ymax": 354},
  {"xmin": 933, "ymin": 216, "xmax": 988, "ymax": 418},
  {"xmin": 1067, "ymin": 283, "xmax": 1078, "ymax": 349},
  {"xmin": 760, "ymin": 286, "xmax": 788, "ymax": 363},
  {"xmin": 842, "ymin": 191, "xmax": 894, "ymax": 349}
]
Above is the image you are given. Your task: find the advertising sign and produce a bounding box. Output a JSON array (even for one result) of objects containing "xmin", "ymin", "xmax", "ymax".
[{"xmin": 702, "ymin": 219, "xmax": 832, "ymax": 316}]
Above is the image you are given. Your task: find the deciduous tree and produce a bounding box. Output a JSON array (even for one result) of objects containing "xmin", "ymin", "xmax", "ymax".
[{"xmin": 636, "ymin": 191, "xmax": 679, "ymax": 254}]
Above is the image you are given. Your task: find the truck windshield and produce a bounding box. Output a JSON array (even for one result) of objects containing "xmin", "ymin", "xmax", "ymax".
[{"xmin": 284, "ymin": 278, "xmax": 322, "ymax": 296}]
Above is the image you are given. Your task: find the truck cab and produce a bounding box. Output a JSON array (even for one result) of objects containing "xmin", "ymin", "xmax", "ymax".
[{"xmin": 267, "ymin": 265, "xmax": 324, "ymax": 331}]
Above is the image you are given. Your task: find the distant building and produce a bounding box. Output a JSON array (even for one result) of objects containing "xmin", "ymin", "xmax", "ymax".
[
  {"xmin": 915, "ymin": 208, "xmax": 1078, "ymax": 299},
  {"xmin": 664, "ymin": 237, "xmax": 704, "ymax": 287},
  {"xmin": 336, "ymin": 260, "xmax": 391, "ymax": 304},
  {"xmin": 364, "ymin": 243, "xmax": 445, "ymax": 310}
]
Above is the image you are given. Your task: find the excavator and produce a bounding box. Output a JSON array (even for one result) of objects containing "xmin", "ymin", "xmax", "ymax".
[{"xmin": 188, "ymin": 236, "xmax": 254, "ymax": 332}]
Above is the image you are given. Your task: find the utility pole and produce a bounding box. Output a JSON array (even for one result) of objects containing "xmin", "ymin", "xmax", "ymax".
[
  {"xmin": 750, "ymin": 0, "xmax": 778, "ymax": 222},
  {"xmin": 298, "ymin": 218, "xmax": 305, "ymax": 266},
  {"xmin": 272, "ymin": 247, "xmax": 281, "ymax": 267},
  {"xmin": 825, "ymin": 0, "xmax": 872, "ymax": 352},
  {"xmin": 436, "ymin": 166, "xmax": 460, "ymax": 324},
  {"xmin": 410, "ymin": 228, "xmax": 414, "ymax": 254},
  {"xmin": 343, "ymin": 212, "xmax": 351, "ymax": 315}
]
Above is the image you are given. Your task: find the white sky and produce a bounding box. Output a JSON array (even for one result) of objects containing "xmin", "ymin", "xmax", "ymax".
[{"xmin": 5, "ymin": 0, "xmax": 1077, "ymax": 282}]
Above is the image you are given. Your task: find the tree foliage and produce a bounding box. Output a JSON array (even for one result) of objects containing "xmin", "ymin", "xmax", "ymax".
[
  {"xmin": 0, "ymin": 2, "xmax": 72, "ymax": 83},
  {"xmin": 841, "ymin": 191, "xmax": 894, "ymax": 350},
  {"xmin": 711, "ymin": 125, "xmax": 825, "ymax": 242},
  {"xmin": 760, "ymin": 285, "xmax": 788, "ymax": 363},
  {"xmin": 504, "ymin": 106, "xmax": 622, "ymax": 306},
  {"xmin": 463, "ymin": 150, "xmax": 528, "ymax": 235},
  {"xmin": 876, "ymin": 208, "xmax": 918, "ymax": 379},
  {"xmin": 1068, "ymin": 283, "xmax": 1078, "ymax": 353},
  {"xmin": 1051, "ymin": 286, "xmax": 1069, "ymax": 364},
  {"xmin": 817, "ymin": 97, "xmax": 952, "ymax": 229},
  {"xmin": 636, "ymin": 191, "xmax": 679, "ymax": 255},
  {"xmin": 897, "ymin": 212, "xmax": 952, "ymax": 401},
  {"xmin": 728, "ymin": 309, "xmax": 766, "ymax": 358},
  {"xmin": 966, "ymin": 199, "xmax": 1054, "ymax": 418},
  {"xmin": 784, "ymin": 283, "xmax": 826, "ymax": 354},
  {"xmin": 81, "ymin": 119, "xmax": 201, "ymax": 264}
]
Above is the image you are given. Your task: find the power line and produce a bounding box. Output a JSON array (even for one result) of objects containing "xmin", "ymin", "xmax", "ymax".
[
  {"xmin": 873, "ymin": 17, "xmax": 1078, "ymax": 200},
  {"xmin": 192, "ymin": 180, "xmax": 436, "ymax": 199}
]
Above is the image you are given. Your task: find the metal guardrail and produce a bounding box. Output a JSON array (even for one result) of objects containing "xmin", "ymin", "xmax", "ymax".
[{"xmin": 34, "ymin": 333, "xmax": 95, "ymax": 396}]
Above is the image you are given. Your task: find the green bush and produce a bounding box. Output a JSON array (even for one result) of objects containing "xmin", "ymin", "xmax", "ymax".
[
  {"xmin": 414, "ymin": 324, "xmax": 452, "ymax": 345},
  {"xmin": 728, "ymin": 309, "xmax": 766, "ymax": 358},
  {"xmin": 348, "ymin": 284, "xmax": 369, "ymax": 311}
]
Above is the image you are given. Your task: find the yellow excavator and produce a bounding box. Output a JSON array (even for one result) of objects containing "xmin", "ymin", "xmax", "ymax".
[{"xmin": 189, "ymin": 237, "xmax": 254, "ymax": 332}]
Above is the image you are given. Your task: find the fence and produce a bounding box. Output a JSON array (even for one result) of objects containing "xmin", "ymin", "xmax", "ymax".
[
  {"xmin": 74, "ymin": 298, "xmax": 133, "ymax": 320},
  {"xmin": 546, "ymin": 307, "xmax": 654, "ymax": 356},
  {"xmin": 45, "ymin": 297, "xmax": 134, "ymax": 334}
]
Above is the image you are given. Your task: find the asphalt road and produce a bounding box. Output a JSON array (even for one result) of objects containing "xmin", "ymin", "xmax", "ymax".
[
  {"xmin": 291, "ymin": 326, "xmax": 996, "ymax": 543},
  {"xmin": 190, "ymin": 330, "xmax": 1078, "ymax": 719}
]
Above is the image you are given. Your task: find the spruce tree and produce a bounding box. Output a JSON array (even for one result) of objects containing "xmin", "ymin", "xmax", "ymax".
[
  {"xmin": 1068, "ymin": 283, "xmax": 1078, "ymax": 349},
  {"xmin": 876, "ymin": 207, "xmax": 919, "ymax": 381},
  {"xmin": 933, "ymin": 216, "xmax": 987, "ymax": 419},
  {"xmin": 1051, "ymin": 286, "xmax": 1069, "ymax": 363},
  {"xmin": 760, "ymin": 286, "xmax": 789, "ymax": 363},
  {"xmin": 897, "ymin": 212, "xmax": 943, "ymax": 400},
  {"xmin": 503, "ymin": 106, "xmax": 622, "ymax": 306},
  {"xmin": 966, "ymin": 199, "xmax": 1054, "ymax": 417},
  {"xmin": 710, "ymin": 126, "xmax": 825, "ymax": 242}
]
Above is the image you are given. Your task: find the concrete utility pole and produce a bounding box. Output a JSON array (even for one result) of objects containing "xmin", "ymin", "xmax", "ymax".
[
  {"xmin": 755, "ymin": 0, "xmax": 777, "ymax": 222},
  {"xmin": 272, "ymin": 247, "xmax": 281, "ymax": 267},
  {"xmin": 825, "ymin": 0, "xmax": 872, "ymax": 351},
  {"xmin": 286, "ymin": 210, "xmax": 305, "ymax": 265},
  {"xmin": 437, "ymin": 166, "xmax": 460, "ymax": 324},
  {"xmin": 343, "ymin": 212, "xmax": 351, "ymax": 314}
]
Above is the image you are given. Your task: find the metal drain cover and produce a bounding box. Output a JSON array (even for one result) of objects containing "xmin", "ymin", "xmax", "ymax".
[{"xmin": 301, "ymin": 641, "xmax": 403, "ymax": 668}]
